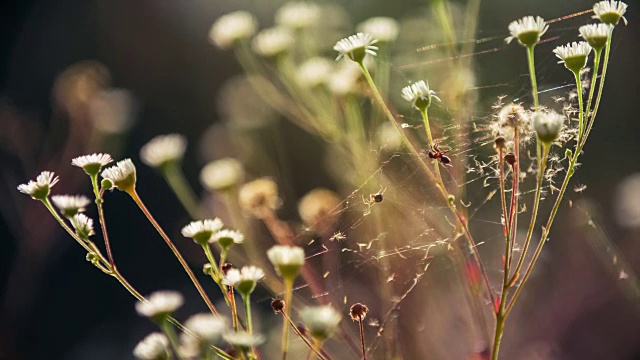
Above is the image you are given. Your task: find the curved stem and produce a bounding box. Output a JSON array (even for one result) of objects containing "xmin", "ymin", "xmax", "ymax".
[
  {"xmin": 526, "ymin": 45, "xmax": 540, "ymax": 110},
  {"xmin": 42, "ymin": 198, "xmax": 95, "ymax": 254},
  {"xmin": 281, "ymin": 277, "xmax": 294, "ymax": 360},
  {"xmin": 584, "ymin": 48, "xmax": 602, "ymax": 127},
  {"xmin": 280, "ymin": 310, "xmax": 330, "ymax": 360},
  {"xmin": 582, "ymin": 31, "xmax": 612, "ymax": 147},
  {"xmin": 161, "ymin": 318, "xmax": 184, "ymax": 360},
  {"xmin": 92, "ymin": 175, "xmax": 115, "ymax": 269},
  {"xmin": 162, "ymin": 164, "xmax": 200, "ymax": 220},
  {"xmin": 574, "ymin": 71, "xmax": 585, "ymax": 144}
]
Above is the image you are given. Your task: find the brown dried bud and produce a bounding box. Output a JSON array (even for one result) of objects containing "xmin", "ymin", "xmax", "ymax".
[
  {"xmin": 296, "ymin": 324, "xmax": 307, "ymax": 337},
  {"xmin": 349, "ymin": 303, "xmax": 369, "ymax": 321},
  {"xmin": 504, "ymin": 153, "xmax": 516, "ymax": 167},
  {"xmin": 221, "ymin": 263, "xmax": 233, "ymax": 275},
  {"xmin": 271, "ymin": 298, "xmax": 285, "ymax": 313},
  {"xmin": 494, "ymin": 137, "xmax": 506, "ymax": 150}
]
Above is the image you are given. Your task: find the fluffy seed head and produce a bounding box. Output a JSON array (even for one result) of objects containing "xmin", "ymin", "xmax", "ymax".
[
  {"xmin": 267, "ymin": 245, "xmax": 305, "ymax": 279},
  {"xmin": 17, "ymin": 171, "xmax": 59, "ymax": 200},
  {"xmin": 222, "ymin": 266, "xmax": 265, "ymax": 296},
  {"xmin": 296, "ymin": 57, "xmax": 334, "ymax": 88},
  {"xmin": 579, "ymin": 23, "xmax": 613, "ymax": 50},
  {"xmin": 200, "ymin": 158, "xmax": 245, "ymax": 192},
  {"xmin": 70, "ymin": 213, "xmax": 95, "ymax": 240},
  {"xmin": 209, "ymin": 11, "xmax": 258, "ymax": 49},
  {"xmin": 133, "ymin": 332, "xmax": 170, "ymax": 360},
  {"xmin": 275, "ymin": 2, "xmax": 321, "ymax": 29},
  {"xmin": 533, "ymin": 111, "xmax": 565, "ymax": 144},
  {"xmin": 52, "ymin": 195, "xmax": 91, "ymax": 217},
  {"xmin": 495, "ymin": 103, "xmax": 529, "ymax": 137},
  {"xmin": 181, "ymin": 219, "xmax": 224, "ymax": 245},
  {"xmin": 252, "ymin": 27, "xmax": 294, "ymax": 58},
  {"xmin": 401, "ymin": 80, "xmax": 440, "ymax": 111},
  {"xmin": 593, "ymin": 1, "xmax": 628, "ymax": 26},
  {"xmin": 299, "ymin": 305, "xmax": 342, "ymax": 340},
  {"xmin": 298, "ymin": 188, "xmax": 342, "ymax": 232},
  {"xmin": 553, "ymin": 41, "xmax": 592, "ymax": 73},
  {"xmin": 506, "ymin": 16, "xmax": 549, "ymax": 46},
  {"xmin": 333, "ymin": 33, "xmax": 379, "ymax": 63},
  {"xmin": 210, "ymin": 229, "xmax": 244, "ymax": 249},
  {"xmin": 101, "ymin": 159, "xmax": 137, "ymax": 192},
  {"xmin": 357, "ymin": 17, "xmax": 399, "ymax": 43},
  {"xmin": 140, "ymin": 134, "xmax": 187, "ymax": 169},
  {"xmin": 238, "ymin": 178, "xmax": 280, "ymax": 218},
  {"xmin": 135, "ymin": 290, "xmax": 184, "ymax": 320},
  {"xmin": 184, "ymin": 313, "xmax": 227, "ymax": 344},
  {"xmin": 71, "ymin": 153, "xmax": 113, "ymax": 176}
]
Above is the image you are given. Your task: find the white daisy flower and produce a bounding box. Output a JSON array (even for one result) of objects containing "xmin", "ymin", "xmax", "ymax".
[
  {"xmin": 357, "ymin": 17, "xmax": 399, "ymax": 43},
  {"xmin": 200, "ymin": 158, "xmax": 244, "ymax": 192},
  {"xmin": 210, "ymin": 229, "xmax": 244, "ymax": 249},
  {"xmin": 252, "ymin": 26, "xmax": 294, "ymax": 58},
  {"xmin": 506, "ymin": 16, "xmax": 549, "ymax": 46},
  {"xmin": 299, "ymin": 305, "xmax": 342, "ymax": 340},
  {"xmin": 328, "ymin": 60, "xmax": 362, "ymax": 95},
  {"xmin": 51, "ymin": 195, "xmax": 91, "ymax": 217},
  {"xmin": 71, "ymin": 153, "xmax": 113, "ymax": 176},
  {"xmin": 533, "ymin": 111, "xmax": 565, "ymax": 144},
  {"xmin": 267, "ymin": 245, "xmax": 305, "ymax": 279},
  {"xmin": 135, "ymin": 290, "xmax": 184, "ymax": 320},
  {"xmin": 223, "ymin": 331, "xmax": 265, "ymax": 350},
  {"xmin": 17, "ymin": 171, "xmax": 59, "ymax": 200},
  {"xmin": 133, "ymin": 332, "xmax": 170, "ymax": 360},
  {"xmin": 401, "ymin": 80, "xmax": 440, "ymax": 111},
  {"xmin": 593, "ymin": 1, "xmax": 628, "ymax": 26},
  {"xmin": 275, "ymin": 2, "xmax": 321, "ymax": 29},
  {"xmin": 579, "ymin": 23, "xmax": 613, "ymax": 50},
  {"xmin": 140, "ymin": 134, "xmax": 187, "ymax": 169},
  {"xmin": 296, "ymin": 57, "xmax": 334, "ymax": 88},
  {"xmin": 333, "ymin": 32, "xmax": 379, "ymax": 63},
  {"xmin": 181, "ymin": 218, "xmax": 224, "ymax": 245},
  {"xmin": 553, "ymin": 41, "xmax": 592, "ymax": 73},
  {"xmin": 101, "ymin": 159, "xmax": 137, "ymax": 192},
  {"xmin": 222, "ymin": 266, "xmax": 265, "ymax": 296},
  {"xmin": 209, "ymin": 11, "xmax": 258, "ymax": 50},
  {"xmin": 238, "ymin": 178, "xmax": 280, "ymax": 218},
  {"xmin": 70, "ymin": 213, "xmax": 95, "ymax": 239},
  {"xmin": 184, "ymin": 313, "xmax": 227, "ymax": 344}
]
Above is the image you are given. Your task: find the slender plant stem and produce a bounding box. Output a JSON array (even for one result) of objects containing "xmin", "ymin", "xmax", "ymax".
[
  {"xmin": 574, "ymin": 71, "xmax": 585, "ymax": 144},
  {"xmin": 281, "ymin": 277, "xmax": 293, "ymax": 360},
  {"xmin": 230, "ymin": 287, "xmax": 239, "ymax": 332},
  {"xmin": 498, "ymin": 148, "xmax": 511, "ymax": 267},
  {"xmin": 359, "ymin": 317, "xmax": 367, "ymax": 360},
  {"xmin": 91, "ymin": 175, "xmax": 115, "ymax": 269},
  {"xmin": 128, "ymin": 189, "xmax": 218, "ymax": 316},
  {"xmin": 42, "ymin": 198, "xmax": 95, "ymax": 254},
  {"xmin": 280, "ymin": 310, "xmax": 330, "ymax": 360},
  {"xmin": 243, "ymin": 294, "xmax": 253, "ymax": 334},
  {"xmin": 162, "ymin": 164, "xmax": 200, "ymax": 219},
  {"xmin": 526, "ymin": 45, "xmax": 540, "ymax": 110},
  {"xmin": 584, "ymin": 48, "xmax": 602, "ymax": 127},
  {"xmin": 582, "ymin": 31, "xmax": 612, "ymax": 147},
  {"xmin": 162, "ymin": 319, "xmax": 184, "ymax": 360}
]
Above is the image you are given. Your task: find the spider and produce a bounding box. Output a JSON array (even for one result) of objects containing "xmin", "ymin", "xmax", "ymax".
[
  {"xmin": 363, "ymin": 186, "xmax": 386, "ymax": 207},
  {"xmin": 428, "ymin": 142, "xmax": 451, "ymax": 166}
]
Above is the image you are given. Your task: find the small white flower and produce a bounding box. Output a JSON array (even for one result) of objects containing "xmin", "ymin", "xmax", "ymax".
[
  {"xmin": 135, "ymin": 290, "xmax": 184, "ymax": 319},
  {"xmin": 553, "ymin": 41, "xmax": 592, "ymax": 72},
  {"xmin": 328, "ymin": 61, "xmax": 362, "ymax": 95},
  {"xmin": 184, "ymin": 313, "xmax": 227, "ymax": 344},
  {"xmin": 579, "ymin": 23, "xmax": 613, "ymax": 50},
  {"xmin": 210, "ymin": 229, "xmax": 244, "ymax": 249},
  {"xmin": 252, "ymin": 27, "xmax": 294, "ymax": 58},
  {"xmin": 209, "ymin": 11, "xmax": 258, "ymax": 49},
  {"xmin": 70, "ymin": 213, "xmax": 94, "ymax": 239},
  {"xmin": 296, "ymin": 57, "xmax": 334, "ymax": 88},
  {"xmin": 267, "ymin": 245, "xmax": 305, "ymax": 279},
  {"xmin": 223, "ymin": 331, "xmax": 265, "ymax": 350},
  {"xmin": 238, "ymin": 178, "xmax": 280, "ymax": 218},
  {"xmin": 357, "ymin": 17, "xmax": 399, "ymax": 43},
  {"xmin": 222, "ymin": 266, "xmax": 265, "ymax": 296},
  {"xmin": 52, "ymin": 195, "xmax": 91, "ymax": 217},
  {"xmin": 593, "ymin": 1, "xmax": 628, "ymax": 26},
  {"xmin": 133, "ymin": 332, "xmax": 170, "ymax": 360},
  {"xmin": 71, "ymin": 153, "xmax": 113, "ymax": 176},
  {"xmin": 17, "ymin": 171, "xmax": 60, "ymax": 200},
  {"xmin": 275, "ymin": 2, "xmax": 321, "ymax": 29},
  {"xmin": 334, "ymin": 33, "xmax": 379, "ymax": 63},
  {"xmin": 181, "ymin": 219, "xmax": 224, "ymax": 245},
  {"xmin": 299, "ymin": 305, "xmax": 342, "ymax": 340},
  {"xmin": 200, "ymin": 158, "xmax": 244, "ymax": 191},
  {"xmin": 506, "ymin": 16, "xmax": 549, "ymax": 46},
  {"xmin": 401, "ymin": 80, "xmax": 440, "ymax": 111},
  {"xmin": 140, "ymin": 134, "xmax": 187, "ymax": 169},
  {"xmin": 101, "ymin": 159, "xmax": 137, "ymax": 191},
  {"xmin": 532, "ymin": 111, "xmax": 565, "ymax": 144}
]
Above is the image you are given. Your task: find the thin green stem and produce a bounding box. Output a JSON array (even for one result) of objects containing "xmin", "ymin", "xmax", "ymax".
[
  {"xmin": 162, "ymin": 164, "xmax": 200, "ymax": 219},
  {"xmin": 491, "ymin": 314, "xmax": 505, "ymax": 360},
  {"xmin": 584, "ymin": 48, "xmax": 602, "ymax": 126},
  {"xmin": 582, "ymin": 32, "xmax": 612, "ymax": 147},
  {"xmin": 526, "ymin": 45, "xmax": 540, "ymax": 110},
  {"xmin": 243, "ymin": 294, "xmax": 253, "ymax": 335},
  {"xmin": 161, "ymin": 318, "xmax": 184, "ymax": 360},
  {"xmin": 574, "ymin": 71, "xmax": 585, "ymax": 144},
  {"xmin": 280, "ymin": 310, "xmax": 330, "ymax": 360},
  {"xmin": 42, "ymin": 198, "xmax": 95, "ymax": 254},
  {"xmin": 91, "ymin": 175, "xmax": 115, "ymax": 269},
  {"xmin": 128, "ymin": 189, "xmax": 218, "ymax": 316},
  {"xmin": 281, "ymin": 277, "xmax": 293, "ymax": 360}
]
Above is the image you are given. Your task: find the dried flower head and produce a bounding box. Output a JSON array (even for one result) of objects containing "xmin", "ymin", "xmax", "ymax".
[
  {"xmin": 349, "ymin": 303, "xmax": 369, "ymax": 321},
  {"xmin": 252, "ymin": 27, "xmax": 294, "ymax": 58},
  {"xmin": 506, "ymin": 16, "xmax": 549, "ymax": 46},
  {"xmin": 401, "ymin": 80, "xmax": 440, "ymax": 111},
  {"xmin": 222, "ymin": 266, "xmax": 265, "ymax": 296},
  {"xmin": 238, "ymin": 178, "xmax": 280, "ymax": 218},
  {"xmin": 593, "ymin": 1, "xmax": 628, "ymax": 26},
  {"xmin": 210, "ymin": 229, "xmax": 244, "ymax": 249},
  {"xmin": 181, "ymin": 218, "xmax": 224, "ymax": 245},
  {"xmin": 140, "ymin": 134, "xmax": 187, "ymax": 169},
  {"xmin": 52, "ymin": 195, "xmax": 91, "ymax": 217},
  {"xmin": 71, "ymin": 153, "xmax": 113, "ymax": 176},
  {"xmin": 296, "ymin": 57, "xmax": 334, "ymax": 88},
  {"xmin": 299, "ymin": 305, "xmax": 342, "ymax": 340},
  {"xmin": 209, "ymin": 11, "xmax": 258, "ymax": 49},
  {"xmin": 184, "ymin": 313, "xmax": 227, "ymax": 344},
  {"xmin": 553, "ymin": 41, "xmax": 592, "ymax": 73},
  {"xmin": 133, "ymin": 332, "xmax": 170, "ymax": 360},
  {"xmin": 135, "ymin": 290, "xmax": 184, "ymax": 320},
  {"xmin": 496, "ymin": 103, "xmax": 529, "ymax": 136},
  {"xmin": 223, "ymin": 331, "xmax": 265, "ymax": 351},
  {"xmin": 579, "ymin": 23, "xmax": 613, "ymax": 50},
  {"xmin": 70, "ymin": 213, "xmax": 95, "ymax": 240},
  {"xmin": 101, "ymin": 159, "xmax": 137, "ymax": 192},
  {"xmin": 275, "ymin": 2, "xmax": 321, "ymax": 29},
  {"xmin": 267, "ymin": 245, "xmax": 305, "ymax": 279},
  {"xmin": 17, "ymin": 171, "xmax": 59, "ymax": 200},
  {"xmin": 532, "ymin": 111, "xmax": 565, "ymax": 144},
  {"xmin": 357, "ymin": 17, "xmax": 399, "ymax": 43},
  {"xmin": 271, "ymin": 298, "xmax": 285, "ymax": 313},
  {"xmin": 334, "ymin": 33, "xmax": 379, "ymax": 63},
  {"xmin": 297, "ymin": 188, "xmax": 342, "ymax": 232},
  {"xmin": 200, "ymin": 158, "xmax": 245, "ymax": 192}
]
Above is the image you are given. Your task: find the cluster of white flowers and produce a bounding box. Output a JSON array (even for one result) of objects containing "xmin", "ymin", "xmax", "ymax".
[
  {"xmin": 181, "ymin": 218, "xmax": 224, "ymax": 245},
  {"xmin": 209, "ymin": 11, "xmax": 257, "ymax": 49},
  {"xmin": 101, "ymin": 158, "xmax": 137, "ymax": 191},
  {"xmin": 17, "ymin": 171, "xmax": 59, "ymax": 200}
]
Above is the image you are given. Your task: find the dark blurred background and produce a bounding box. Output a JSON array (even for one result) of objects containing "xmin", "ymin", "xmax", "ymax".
[{"xmin": 1, "ymin": 0, "xmax": 639, "ymax": 359}]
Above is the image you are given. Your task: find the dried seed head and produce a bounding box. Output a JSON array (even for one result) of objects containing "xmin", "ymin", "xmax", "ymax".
[
  {"xmin": 494, "ymin": 137, "xmax": 507, "ymax": 151},
  {"xmin": 238, "ymin": 178, "xmax": 280, "ymax": 218},
  {"xmin": 271, "ymin": 298, "xmax": 285, "ymax": 313},
  {"xmin": 349, "ymin": 303, "xmax": 369, "ymax": 321},
  {"xmin": 505, "ymin": 153, "xmax": 516, "ymax": 167},
  {"xmin": 497, "ymin": 103, "xmax": 528, "ymax": 133},
  {"xmin": 298, "ymin": 188, "xmax": 342, "ymax": 232},
  {"xmin": 221, "ymin": 263, "xmax": 233, "ymax": 275}
]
